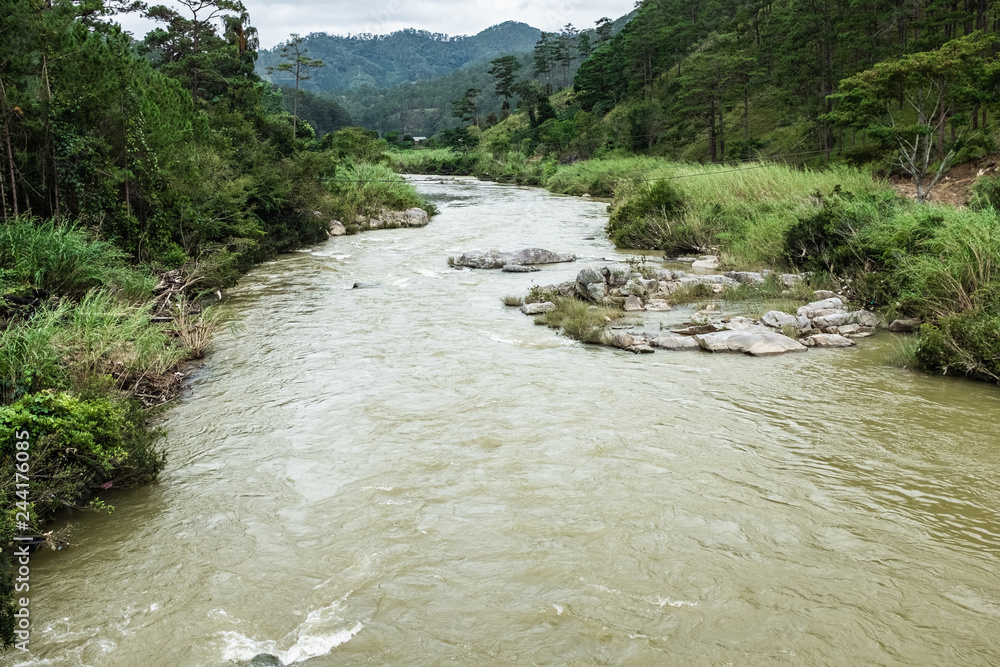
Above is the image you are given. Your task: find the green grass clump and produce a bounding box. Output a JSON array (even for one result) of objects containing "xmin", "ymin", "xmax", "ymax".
[
  {"xmin": 501, "ymin": 295, "xmax": 524, "ymax": 307},
  {"xmin": 665, "ymin": 283, "xmax": 716, "ymax": 305},
  {"xmin": 0, "ymin": 218, "xmax": 154, "ymax": 300},
  {"xmin": 0, "ymin": 291, "xmax": 186, "ymax": 403},
  {"xmin": 534, "ymin": 297, "xmax": 621, "ymax": 344}
]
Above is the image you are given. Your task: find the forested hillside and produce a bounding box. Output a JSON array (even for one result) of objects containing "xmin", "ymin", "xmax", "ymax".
[
  {"xmin": 573, "ymin": 0, "xmax": 999, "ymax": 163},
  {"xmin": 331, "ymin": 12, "xmax": 637, "ymax": 136},
  {"xmin": 257, "ymin": 22, "xmax": 542, "ymax": 92}
]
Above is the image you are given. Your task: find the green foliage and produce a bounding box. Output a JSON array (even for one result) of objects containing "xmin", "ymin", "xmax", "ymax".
[
  {"xmin": 0, "ymin": 390, "xmax": 166, "ymax": 552},
  {"xmin": 322, "ymin": 127, "xmax": 390, "ymax": 166},
  {"xmin": 607, "ymin": 180, "xmax": 688, "ymax": 250},
  {"xmin": 970, "ymin": 174, "xmax": 1000, "ymax": 210},
  {"xmin": 327, "ymin": 163, "xmax": 433, "ymax": 225},
  {"xmin": 916, "ymin": 311, "xmax": 1000, "ymax": 383},
  {"xmin": 0, "ymin": 218, "xmax": 152, "ymax": 300},
  {"xmin": 533, "ymin": 297, "xmax": 621, "ymax": 344}
]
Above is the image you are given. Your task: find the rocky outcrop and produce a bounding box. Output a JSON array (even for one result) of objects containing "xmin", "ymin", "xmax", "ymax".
[
  {"xmin": 694, "ymin": 330, "xmax": 808, "ymax": 356},
  {"xmin": 452, "ymin": 248, "xmax": 577, "ymax": 270},
  {"xmin": 356, "ymin": 207, "xmax": 430, "ymax": 230},
  {"xmin": 651, "ymin": 335, "xmax": 700, "ymax": 350},
  {"xmin": 724, "ymin": 270, "xmax": 805, "ymax": 287},
  {"xmin": 760, "ymin": 297, "xmax": 879, "ymax": 340},
  {"xmin": 624, "ymin": 295, "xmax": 644, "ymax": 312},
  {"xmin": 761, "ymin": 310, "xmax": 810, "ymax": 330}
]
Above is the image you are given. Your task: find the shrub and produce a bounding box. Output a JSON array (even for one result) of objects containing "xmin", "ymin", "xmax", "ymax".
[
  {"xmin": 606, "ymin": 180, "xmax": 688, "ymax": 250},
  {"xmin": 916, "ymin": 311, "xmax": 1000, "ymax": 383},
  {"xmin": 0, "ymin": 392, "xmax": 165, "ymax": 547}
]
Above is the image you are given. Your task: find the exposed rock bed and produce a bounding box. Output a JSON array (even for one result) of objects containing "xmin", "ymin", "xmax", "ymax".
[
  {"xmin": 517, "ymin": 264, "xmax": 890, "ymax": 357},
  {"xmin": 356, "ymin": 207, "xmax": 430, "ymax": 230},
  {"xmin": 452, "ymin": 248, "xmax": 577, "ymax": 270}
]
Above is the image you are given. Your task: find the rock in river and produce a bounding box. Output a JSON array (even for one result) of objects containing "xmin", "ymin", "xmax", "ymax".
[
  {"xmin": 695, "ymin": 330, "xmax": 807, "ymax": 356},
  {"xmin": 521, "ymin": 302, "xmax": 557, "ymax": 315},
  {"xmin": 803, "ymin": 334, "xmax": 856, "ymax": 348},
  {"xmin": 889, "ymin": 318, "xmax": 921, "ymax": 333},
  {"xmin": 502, "ymin": 264, "xmax": 540, "ymax": 273},
  {"xmin": 452, "ymin": 248, "xmax": 576, "ymax": 269}
]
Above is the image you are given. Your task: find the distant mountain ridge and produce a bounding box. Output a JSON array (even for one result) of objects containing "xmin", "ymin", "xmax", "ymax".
[{"xmin": 257, "ymin": 21, "xmax": 542, "ymax": 92}]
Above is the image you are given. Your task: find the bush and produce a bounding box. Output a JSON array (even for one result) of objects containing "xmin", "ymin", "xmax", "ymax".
[
  {"xmin": 0, "ymin": 392, "xmax": 165, "ymax": 547},
  {"xmin": 606, "ymin": 180, "xmax": 689, "ymax": 250},
  {"xmin": 916, "ymin": 311, "xmax": 1000, "ymax": 383}
]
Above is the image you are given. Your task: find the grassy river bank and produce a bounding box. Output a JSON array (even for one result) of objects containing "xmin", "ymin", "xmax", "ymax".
[{"xmin": 393, "ymin": 148, "xmax": 1000, "ymax": 384}]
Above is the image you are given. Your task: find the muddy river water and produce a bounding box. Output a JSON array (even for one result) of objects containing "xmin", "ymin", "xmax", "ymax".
[{"xmin": 9, "ymin": 176, "xmax": 1000, "ymax": 666}]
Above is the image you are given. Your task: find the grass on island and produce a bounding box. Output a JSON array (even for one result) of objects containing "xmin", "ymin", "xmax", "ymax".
[{"xmin": 533, "ymin": 297, "xmax": 622, "ymax": 345}]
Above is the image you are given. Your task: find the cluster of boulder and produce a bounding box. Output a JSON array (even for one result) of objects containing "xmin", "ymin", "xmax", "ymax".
[
  {"xmin": 524, "ymin": 263, "xmax": 803, "ymax": 315},
  {"xmin": 514, "ymin": 263, "xmax": 925, "ymax": 357},
  {"xmin": 450, "ymin": 248, "xmax": 577, "ymax": 271}
]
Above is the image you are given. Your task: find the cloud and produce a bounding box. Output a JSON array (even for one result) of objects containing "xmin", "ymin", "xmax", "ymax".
[{"xmin": 114, "ymin": 0, "xmax": 635, "ymax": 48}]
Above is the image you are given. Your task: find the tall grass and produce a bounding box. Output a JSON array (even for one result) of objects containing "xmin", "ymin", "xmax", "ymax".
[
  {"xmin": 0, "ymin": 291, "xmax": 186, "ymax": 403},
  {"xmin": 0, "ymin": 218, "xmax": 153, "ymax": 299},
  {"xmin": 327, "ymin": 163, "xmax": 434, "ymax": 226},
  {"xmin": 534, "ymin": 298, "xmax": 621, "ymax": 344}
]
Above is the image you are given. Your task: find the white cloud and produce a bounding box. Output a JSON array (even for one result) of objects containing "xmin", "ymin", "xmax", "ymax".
[{"xmin": 114, "ymin": 0, "xmax": 635, "ymax": 48}]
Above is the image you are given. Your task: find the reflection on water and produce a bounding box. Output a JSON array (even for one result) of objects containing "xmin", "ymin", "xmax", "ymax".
[{"xmin": 9, "ymin": 176, "xmax": 1000, "ymax": 666}]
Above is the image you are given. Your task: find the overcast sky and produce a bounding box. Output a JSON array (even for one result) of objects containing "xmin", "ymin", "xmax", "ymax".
[{"xmin": 116, "ymin": 0, "xmax": 637, "ymax": 49}]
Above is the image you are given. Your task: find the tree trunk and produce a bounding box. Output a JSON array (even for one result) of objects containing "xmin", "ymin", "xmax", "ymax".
[
  {"xmin": 0, "ymin": 77, "xmax": 18, "ymax": 218},
  {"xmin": 718, "ymin": 102, "xmax": 725, "ymax": 162},
  {"xmin": 708, "ymin": 99, "xmax": 718, "ymax": 163}
]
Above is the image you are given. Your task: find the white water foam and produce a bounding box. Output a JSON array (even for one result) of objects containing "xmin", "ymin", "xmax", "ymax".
[{"xmin": 217, "ymin": 607, "xmax": 363, "ymax": 664}]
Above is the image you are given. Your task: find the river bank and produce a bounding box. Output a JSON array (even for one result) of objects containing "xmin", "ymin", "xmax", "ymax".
[
  {"xmin": 0, "ymin": 170, "xmax": 436, "ymax": 646},
  {"xmin": 393, "ymin": 150, "xmax": 1000, "ymax": 384},
  {"xmin": 9, "ymin": 176, "xmax": 999, "ymax": 665}
]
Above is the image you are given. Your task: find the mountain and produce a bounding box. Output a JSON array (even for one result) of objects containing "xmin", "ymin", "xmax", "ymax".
[
  {"xmin": 325, "ymin": 11, "xmax": 638, "ymax": 137},
  {"xmin": 257, "ymin": 22, "xmax": 542, "ymax": 92}
]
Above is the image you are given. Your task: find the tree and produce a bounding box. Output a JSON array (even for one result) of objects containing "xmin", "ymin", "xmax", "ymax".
[
  {"xmin": 595, "ymin": 17, "xmax": 614, "ymax": 43},
  {"xmin": 828, "ymin": 33, "xmax": 1000, "ymax": 202},
  {"xmin": 513, "ymin": 79, "xmax": 556, "ymax": 128},
  {"xmin": 451, "ymin": 88, "xmax": 482, "ymax": 127},
  {"xmin": 267, "ymin": 34, "xmax": 325, "ymax": 135},
  {"xmin": 488, "ymin": 55, "xmax": 523, "ymax": 118},
  {"xmin": 556, "ymin": 24, "xmax": 578, "ymax": 89},
  {"xmin": 533, "ymin": 33, "xmax": 555, "ymax": 95},
  {"xmin": 577, "ymin": 33, "xmax": 593, "ymax": 61},
  {"xmin": 143, "ymin": 0, "xmax": 252, "ymax": 103}
]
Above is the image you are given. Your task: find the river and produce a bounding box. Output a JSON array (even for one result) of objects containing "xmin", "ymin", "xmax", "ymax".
[{"xmin": 9, "ymin": 176, "xmax": 1000, "ymax": 666}]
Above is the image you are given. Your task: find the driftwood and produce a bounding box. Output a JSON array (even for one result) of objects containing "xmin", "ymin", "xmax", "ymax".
[{"xmin": 151, "ymin": 268, "xmax": 204, "ymax": 319}]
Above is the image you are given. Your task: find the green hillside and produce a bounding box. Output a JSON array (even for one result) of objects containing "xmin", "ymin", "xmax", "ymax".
[{"xmin": 257, "ymin": 21, "xmax": 542, "ymax": 91}]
